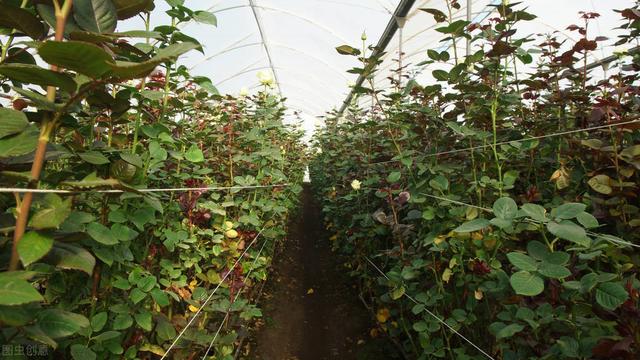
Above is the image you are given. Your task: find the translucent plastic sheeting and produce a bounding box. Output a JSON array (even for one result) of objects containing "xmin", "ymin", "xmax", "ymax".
[
  {"xmin": 120, "ymin": 1, "xmax": 635, "ymax": 137},
  {"xmin": 121, "ymin": 0, "xmax": 400, "ymax": 136},
  {"xmin": 359, "ymin": 0, "xmax": 635, "ymax": 108}
]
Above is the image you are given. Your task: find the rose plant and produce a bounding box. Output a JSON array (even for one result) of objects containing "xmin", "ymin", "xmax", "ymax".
[
  {"xmin": 312, "ymin": 2, "xmax": 640, "ymax": 359},
  {"xmin": 0, "ymin": 1, "xmax": 305, "ymax": 359}
]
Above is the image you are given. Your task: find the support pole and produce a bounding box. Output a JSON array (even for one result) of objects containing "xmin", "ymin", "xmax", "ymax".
[
  {"xmin": 248, "ymin": 0, "xmax": 283, "ymax": 97},
  {"xmin": 466, "ymin": 0, "xmax": 472, "ymax": 56},
  {"xmin": 397, "ymin": 16, "xmax": 407, "ymax": 89},
  {"xmin": 337, "ymin": 0, "xmax": 416, "ymax": 115}
]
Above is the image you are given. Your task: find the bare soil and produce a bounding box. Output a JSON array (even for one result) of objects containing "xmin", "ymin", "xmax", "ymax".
[{"xmin": 245, "ymin": 185, "xmax": 394, "ymax": 360}]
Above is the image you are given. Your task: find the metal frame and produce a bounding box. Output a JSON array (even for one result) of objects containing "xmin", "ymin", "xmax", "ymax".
[
  {"xmin": 249, "ymin": 0, "xmax": 282, "ymax": 97},
  {"xmin": 337, "ymin": 0, "xmax": 417, "ymax": 114}
]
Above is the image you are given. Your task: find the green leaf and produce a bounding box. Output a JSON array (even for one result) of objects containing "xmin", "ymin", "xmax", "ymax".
[
  {"xmin": 510, "ymin": 271, "xmax": 544, "ymax": 296},
  {"xmin": 91, "ymin": 312, "xmax": 108, "ymax": 332},
  {"xmin": 538, "ymin": 263, "xmax": 571, "ymax": 279},
  {"xmin": 87, "ymin": 223, "xmax": 119, "ymax": 245},
  {"xmin": 12, "ymin": 87, "xmax": 62, "ymax": 111},
  {"xmin": 413, "ymin": 321, "xmax": 429, "ymax": 332},
  {"xmin": 36, "ymin": 4, "xmax": 83, "ymax": 37},
  {"xmin": 29, "ymin": 194, "xmax": 72, "ymax": 230},
  {"xmin": 39, "ymin": 40, "xmax": 114, "ymax": 78},
  {"xmin": 0, "ymin": 279, "xmax": 44, "ymax": 305},
  {"xmin": 0, "ymin": 304, "xmax": 37, "ymax": 326},
  {"xmin": 490, "ymin": 217, "xmax": 513, "ymax": 229},
  {"xmin": 595, "ymin": 282, "xmax": 629, "ymax": 310},
  {"xmin": 0, "ymin": 271, "xmax": 38, "ymax": 282},
  {"xmin": 73, "ymin": 0, "xmax": 118, "ymax": 33},
  {"xmin": 335, "ymin": 45, "xmax": 361, "ymax": 56},
  {"xmin": 420, "ymin": 8, "xmax": 447, "ymax": 22},
  {"xmin": 386, "ymin": 171, "xmax": 401, "ymax": 183},
  {"xmin": 193, "ymin": 10, "xmax": 217, "ymax": 25},
  {"xmin": 156, "ymin": 317, "xmax": 176, "ymax": 342},
  {"xmin": 134, "ymin": 311, "xmax": 152, "ymax": 331},
  {"xmin": 554, "ymin": 203, "xmax": 587, "ymax": 220},
  {"xmin": 0, "ymin": 3, "xmax": 46, "ymax": 39},
  {"xmin": 23, "ymin": 325, "xmax": 58, "ymax": 348},
  {"xmin": 184, "ymin": 144, "xmax": 204, "ymax": 163},
  {"xmin": 427, "ymin": 49, "xmax": 440, "ymax": 61},
  {"xmin": 0, "ymin": 64, "xmax": 77, "ymax": 93},
  {"xmin": 113, "ymin": 313, "xmax": 133, "ymax": 330},
  {"xmin": 432, "ymin": 69, "xmax": 449, "ymax": 81},
  {"xmin": 192, "ymin": 76, "xmax": 219, "ymax": 94},
  {"xmin": 493, "ymin": 197, "xmax": 518, "ymax": 219},
  {"xmin": 136, "ymin": 275, "xmax": 157, "ymax": 292},
  {"xmin": 79, "ymin": 151, "xmax": 110, "ymax": 165},
  {"xmin": 454, "ymin": 218, "xmax": 490, "ymax": 233},
  {"xmin": 543, "ymin": 251, "xmax": 570, "ymax": 265},
  {"xmin": 71, "ymin": 344, "xmax": 97, "ymax": 360},
  {"xmin": 587, "ymin": 175, "xmax": 613, "ymax": 195},
  {"xmin": 109, "ymin": 42, "xmax": 199, "ymax": 79},
  {"xmin": 576, "ymin": 212, "xmax": 599, "ymax": 229},
  {"xmin": 546, "ymin": 220, "xmax": 590, "ymax": 247},
  {"xmin": 46, "ymin": 241, "xmax": 96, "ymax": 275},
  {"xmin": 0, "ymin": 125, "xmax": 39, "ymax": 158},
  {"xmin": 111, "ymin": 223, "xmax": 138, "ymax": 241},
  {"xmin": 17, "ymin": 231, "xmax": 54, "ymax": 266},
  {"xmin": 112, "ymin": 0, "xmax": 154, "ymax": 20},
  {"xmin": 526, "ymin": 241, "xmax": 549, "ymax": 260},
  {"xmin": 92, "ymin": 330, "xmax": 121, "ymax": 343},
  {"xmin": 495, "ymin": 323, "xmax": 525, "ymax": 339},
  {"xmin": 140, "ymin": 89, "xmax": 164, "ymax": 101},
  {"xmin": 0, "ymin": 107, "xmax": 29, "ymax": 138},
  {"xmin": 521, "ymin": 203, "xmax": 547, "ymax": 222},
  {"xmin": 391, "ymin": 286, "xmax": 405, "ymax": 300},
  {"xmin": 129, "ymin": 288, "xmax": 146, "ymax": 304},
  {"xmin": 506, "ymin": 252, "xmax": 538, "ymax": 271},
  {"xmin": 150, "ymin": 289, "xmax": 170, "ymax": 307},
  {"xmin": 580, "ymin": 273, "xmax": 599, "ymax": 292},
  {"xmin": 37, "ymin": 309, "xmax": 89, "ymax": 338},
  {"xmin": 120, "ymin": 152, "xmax": 143, "ymax": 167},
  {"xmin": 429, "ymin": 175, "xmax": 449, "ymax": 191}
]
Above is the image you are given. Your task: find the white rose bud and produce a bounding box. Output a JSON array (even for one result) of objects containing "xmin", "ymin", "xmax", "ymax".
[{"xmin": 257, "ymin": 70, "xmax": 274, "ymax": 87}]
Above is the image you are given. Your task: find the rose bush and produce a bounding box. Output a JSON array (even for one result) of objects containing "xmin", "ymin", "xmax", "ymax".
[
  {"xmin": 312, "ymin": 2, "xmax": 640, "ymax": 359},
  {"xmin": 0, "ymin": 1, "xmax": 305, "ymax": 358}
]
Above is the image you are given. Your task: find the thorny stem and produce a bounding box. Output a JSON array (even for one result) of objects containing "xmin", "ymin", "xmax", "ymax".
[
  {"xmin": 10, "ymin": 0, "xmax": 74, "ymax": 271},
  {"xmin": 131, "ymin": 12, "xmax": 151, "ymax": 153}
]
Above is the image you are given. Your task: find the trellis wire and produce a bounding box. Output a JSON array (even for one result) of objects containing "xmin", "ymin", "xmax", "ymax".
[
  {"xmin": 365, "ymin": 118, "xmax": 640, "ymax": 166},
  {"xmin": 161, "ymin": 225, "xmax": 268, "ymax": 360},
  {"xmin": 364, "ymin": 256, "xmax": 496, "ymax": 360},
  {"xmin": 0, "ymin": 184, "xmax": 290, "ymax": 194},
  {"xmin": 201, "ymin": 230, "xmax": 273, "ymax": 359},
  {"xmin": 421, "ymin": 193, "xmax": 640, "ymax": 249}
]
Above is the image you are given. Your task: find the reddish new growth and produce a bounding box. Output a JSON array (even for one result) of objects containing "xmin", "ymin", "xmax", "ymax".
[
  {"xmin": 179, "ymin": 179, "xmax": 212, "ymax": 227},
  {"xmin": 471, "ymin": 260, "xmax": 491, "ymax": 276},
  {"xmin": 223, "ymin": 266, "xmax": 245, "ymax": 301}
]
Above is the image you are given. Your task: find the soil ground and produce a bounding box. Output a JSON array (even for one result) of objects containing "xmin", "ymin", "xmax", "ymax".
[{"xmin": 244, "ymin": 185, "xmax": 395, "ymax": 360}]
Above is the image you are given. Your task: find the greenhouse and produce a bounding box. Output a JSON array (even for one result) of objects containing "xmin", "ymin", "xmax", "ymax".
[{"xmin": 0, "ymin": 0, "xmax": 639, "ymax": 359}]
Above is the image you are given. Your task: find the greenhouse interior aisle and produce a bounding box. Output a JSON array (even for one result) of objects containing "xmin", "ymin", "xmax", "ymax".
[{"xmin": 249, "ymin": 185, "xmax": 391, "ymax": 360}]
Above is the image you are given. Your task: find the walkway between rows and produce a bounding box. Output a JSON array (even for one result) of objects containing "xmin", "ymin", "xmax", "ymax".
[{"xmin": 249, "ymin": 185, "xmax": 392, "ymax": 359}]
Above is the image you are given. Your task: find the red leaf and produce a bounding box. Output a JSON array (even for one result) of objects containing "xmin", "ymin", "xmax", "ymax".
[{"xmin": 573, "ymin": 38, "xmax": 597, "ymax": 52}]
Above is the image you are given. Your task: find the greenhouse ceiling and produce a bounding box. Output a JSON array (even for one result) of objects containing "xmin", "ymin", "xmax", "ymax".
[{"xmin": 122, "ymin": 0, "xmax": 635, "ymax": 135}]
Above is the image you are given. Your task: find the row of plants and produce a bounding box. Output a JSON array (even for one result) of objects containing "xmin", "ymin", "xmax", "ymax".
[
  {"xmin": 0, "ymin": 0, "xmax": 305, "ymax": 359},
  {"xmin": 312, "ymin": 1, "xmax": 639, "ymax": 359}
]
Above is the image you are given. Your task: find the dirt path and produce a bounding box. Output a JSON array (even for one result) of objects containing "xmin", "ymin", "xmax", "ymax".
[{"xmin": 247, "ymin": 185, "xmax": 392, "ymax": 360}]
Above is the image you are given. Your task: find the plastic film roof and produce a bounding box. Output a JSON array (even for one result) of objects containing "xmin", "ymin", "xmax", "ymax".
[{"xmin": 122, "ymin": 0, "xmax": 636, "ymax": 135}]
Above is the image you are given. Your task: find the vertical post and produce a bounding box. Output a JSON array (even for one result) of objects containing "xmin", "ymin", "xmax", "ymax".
[
  {"xmin": 396, "ymin": 16, "xmax": 407, "ymax": 89},
  {"xmin": 466, "ymin": 0, "xmax": 472, "ymax": 56}
]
